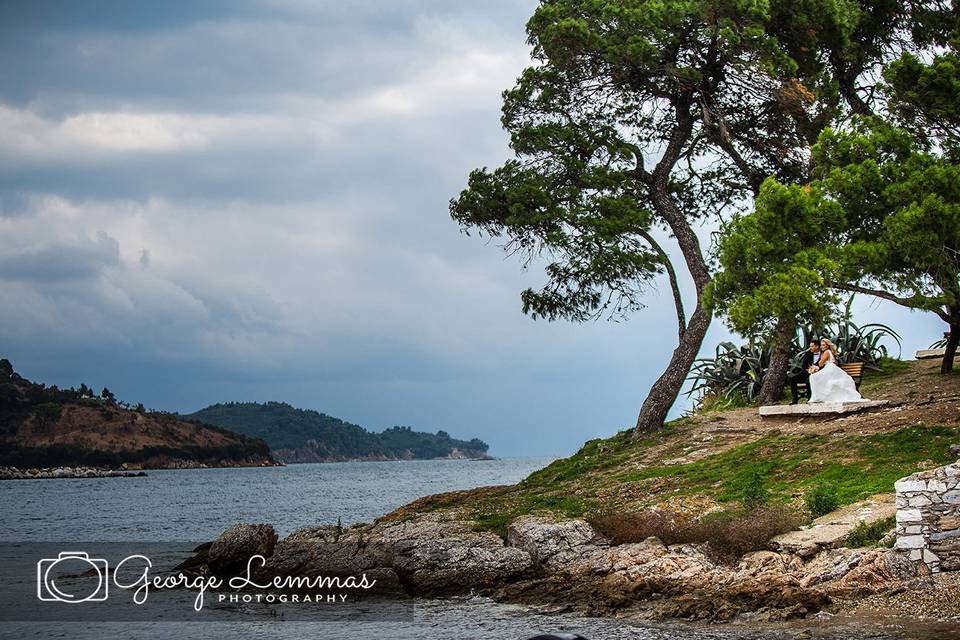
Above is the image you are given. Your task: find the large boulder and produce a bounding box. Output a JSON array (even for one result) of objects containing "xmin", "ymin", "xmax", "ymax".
[
  {"xmin": 207, "ymin": 523, "xmax": 277, "ymax": 577},
  {"xmin": 263, "ymin": 523, "xmax": 404, "ymax": 594},
  {"xmin": 379, "ymin": 513, "xmax": 534, "ymax": 593},
  {"xmin": 506, "ymin": 516, "xmax": 607, "ymax": 571}
]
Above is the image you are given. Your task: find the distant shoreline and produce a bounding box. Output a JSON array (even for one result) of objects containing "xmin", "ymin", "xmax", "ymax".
[{"xmin": 0, "ymin": 456, "xmax": 504, "ymax": 479}]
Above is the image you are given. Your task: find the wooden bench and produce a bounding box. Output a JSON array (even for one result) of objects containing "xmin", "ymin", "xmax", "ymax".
[
  {"xmin": 796, "ymin": 361, "xmax": 865, "ymax": 392},
  {"xmin": 839, "ymin": 362, "xmax": 865, "ymax": 390}
]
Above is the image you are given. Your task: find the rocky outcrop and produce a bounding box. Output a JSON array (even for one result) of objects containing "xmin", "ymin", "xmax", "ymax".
[
  {"xmin": 507, "ymin": 516, "xmax": 606, "ymax": 571},
  {"xmin": 771, "ymin": 494, "xmax": 896, "ymax": 557},
  {"xmin": 368, "ymin": 512, "xmax": 533, "ymax": 593},
  {"xmin": 208, "ymin": 523, "xmax": 278, "ymax": 576},
  {"xmin": 182, "ymin": 512, "xmax": 926, "ymax": 622}
]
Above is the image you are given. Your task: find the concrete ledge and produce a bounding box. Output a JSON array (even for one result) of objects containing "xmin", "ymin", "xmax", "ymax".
[
  {"xmin": 771, "ymin": 494, "xmax": 895, "ymax": 556},
  {"xmin": 916, "ymin": 348, "xmax": 946, "ymax": 360},
  {"xmin": 759, "ymin": 399, "xmax": 888, "ymax": 417}
]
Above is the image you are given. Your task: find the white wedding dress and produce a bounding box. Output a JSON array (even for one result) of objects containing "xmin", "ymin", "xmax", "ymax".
[{"xmin": 809, "ymin": 360, "xmax": 863, "ymax": 403}]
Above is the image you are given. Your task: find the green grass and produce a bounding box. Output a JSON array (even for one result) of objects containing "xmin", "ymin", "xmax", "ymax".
[
  {"xmin": 471, "ymin": 493, "xmax": 595, "ymax": 538},
  {"xmin": 468, "ymin": 423, "xmax": 959, "ymax": 535},
  {"xmin": 459, "ymin": 359, "xmax": 959, "ymax": 536},
  {"xmin": 617, "ymin": 425, "xmax": 958, "ymax": 504},
  {"xmin": 519, "ymin": 428, "xmax": 663, "ymax": 490},
  {"xmin": 698, "ymin": 391, "xmax": 752, "ymax": 413},
  {"xmin": 867, "ymin": 356, "xmax": 912, "ymax": 380}
]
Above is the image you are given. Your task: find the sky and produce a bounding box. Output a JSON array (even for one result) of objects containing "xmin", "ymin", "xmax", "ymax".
[{"xmin": 0, "ymin": 0, "xmax": 945, "ymax": 457}]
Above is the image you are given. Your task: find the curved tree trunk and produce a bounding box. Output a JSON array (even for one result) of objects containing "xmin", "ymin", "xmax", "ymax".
[
  {"xmin": 757, "ymin": 315, "xmax": 796, "ymax": 406},
  {"xmin": 632, "ymin": 102, "xmax": 713, "ymax": 433},
  {"xmin": 634, "ymin": 304, "xmax": 711, "ymax": 432},
  {"xmin": 634, "ymin": 165, "xmax": 712, "ymax": 433},
  {"xmin": 942, "ymin": 306, "xmax": 959, "ymax": 374}
]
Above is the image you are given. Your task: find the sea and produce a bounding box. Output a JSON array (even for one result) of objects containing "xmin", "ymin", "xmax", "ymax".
[{"xmin": 0, "ymin": 458, "xmax": 949, "ymax": 639}]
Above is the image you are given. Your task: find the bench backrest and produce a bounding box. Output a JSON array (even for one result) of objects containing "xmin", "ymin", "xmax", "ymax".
[
  {"xmin": 839, "ymin": 362, "xmax": 864, "ymax": 379},
  {"xmin": 795, "ymin": 360, "xmax": 866, "ymax": 391},
  {"xmin": 839, "ymin": 361, "xmax": 865, "ymax": 389}
]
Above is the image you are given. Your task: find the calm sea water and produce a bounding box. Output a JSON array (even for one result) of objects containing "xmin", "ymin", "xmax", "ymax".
[
  {"xmin": 0, "ymin": 459, "xmax": 943, "ymax": 640},
  {"xmin": 0, "ymin": 458, "xmax": 555, "ymax": 541}
]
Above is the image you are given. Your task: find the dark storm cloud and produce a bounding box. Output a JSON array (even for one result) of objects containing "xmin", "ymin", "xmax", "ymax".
[
  {"xmin": 0, "ymin": 230, "xmax": 118, "ymax": 282},
  {"xmin": 0, "ymin": 0, "xmax": 942, "ymax": 456}
]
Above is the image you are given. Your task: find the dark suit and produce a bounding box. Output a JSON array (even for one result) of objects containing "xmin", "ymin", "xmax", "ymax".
[{"xmin": 790, "ymin": 350, "xmax": 821, "ymax": 403}]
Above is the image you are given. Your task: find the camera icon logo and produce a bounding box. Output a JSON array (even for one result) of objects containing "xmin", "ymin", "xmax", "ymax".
[{"xmin": 37, "ymin": 551, "xmax": 109, "ymax": 603}]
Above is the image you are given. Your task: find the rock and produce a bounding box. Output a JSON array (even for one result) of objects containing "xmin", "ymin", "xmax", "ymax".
[
  {"xmin": 772, "ymin": 494, "xmax": 895, "ymax": 555},
  {"xmin": 799, "ymin": 548, "xmax": 866, "ymax": 588},
  {"xmin": 207, "ymin": 523, "xmax": 277, "ymax": 576},
  {"xmin": 824, "ymin": 549, "xmax": 920, "ymax": 598},
  {"xmin": 383, "ymin": 515, "xmax": 534, "ymax": 593},
  {"xmin": 506, "ymin": 516, "xmax": 607, "ymax": 571},
  {"xmin": 737, "ymin": 551, "xmax": 803, "ymax": 576}
]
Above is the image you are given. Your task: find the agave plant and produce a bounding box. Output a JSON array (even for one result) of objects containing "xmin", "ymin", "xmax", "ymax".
[
  {"xmin": 690, "ymin": 297, "xmax": 901, "ymax": 408},
  {"xmin": 803, "ymin": 297, "xmax": 901, "ymax": 369},
  {"xmin": 688, "ymin": 341, "xmax": 770, "ymax": 404}
]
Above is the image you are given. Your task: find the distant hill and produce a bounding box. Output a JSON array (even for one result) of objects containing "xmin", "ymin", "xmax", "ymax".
[
  {"xmin": 0, "ymin": 359, "xmax": 275, "ymax": 470},
  {"xmin": 185, "ymin": 401, "xmax": 490, "ymax": 463}
]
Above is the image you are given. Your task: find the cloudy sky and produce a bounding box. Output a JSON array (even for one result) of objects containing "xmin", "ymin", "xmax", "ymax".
[{"xmin": 0, "ymin": 1, "xmax": 944, "ymax": 456}]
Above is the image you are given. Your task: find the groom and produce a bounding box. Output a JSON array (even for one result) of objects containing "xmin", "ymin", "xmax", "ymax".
[{"xmin": 789, "ymin": 339, "xmax": 822, "ymax": 404}]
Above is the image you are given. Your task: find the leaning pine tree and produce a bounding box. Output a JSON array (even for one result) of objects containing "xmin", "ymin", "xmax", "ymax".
[{"xmin": 449, "ymin": 0, "xmax": 896, "ymax": 431}]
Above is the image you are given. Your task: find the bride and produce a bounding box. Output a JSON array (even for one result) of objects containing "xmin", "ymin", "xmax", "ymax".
[{"xmin": 808, "ymin": 338, "xmax": 863, "ymax": 403}]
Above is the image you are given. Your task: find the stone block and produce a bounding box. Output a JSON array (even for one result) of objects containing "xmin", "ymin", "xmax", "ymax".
[
  {"xmin": 896, "ymin": 535, "xmax": 926, "ymax": 549},
  {"xmin": 896, "ymin": 509, "xmax": 922, "ymax": 523},
  {"xmin": 895, "ymin": 479, "xmax": 927, "ymax": 493},
  {"xmin": 930, "ymin": 529, "xmax": 960, "ymax": 542},
  {"xmin": 944, "ymin": 491, "xmax": 960, "ymax": 505}
]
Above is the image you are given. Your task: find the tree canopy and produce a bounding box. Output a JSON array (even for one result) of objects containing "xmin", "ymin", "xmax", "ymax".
[
  {"xmin": 452, "ymin": 0, "xmax": 955, "ymax": 426},
  {"xmin": 711, "ymin": 8, "xmax": 960, "ymax": 377}
]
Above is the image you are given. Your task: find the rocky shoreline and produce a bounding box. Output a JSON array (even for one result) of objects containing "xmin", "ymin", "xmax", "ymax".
[
  {"xmin": 180, "ymin": 507, "xmax": 954, "ymax": 624},
  {"xmin": 0, "ymin": 458, "xmax": 279, "ymax": 480},
  {"xmin": 0, "ymin": 466, "xmax": 148, "ymax": 480}
]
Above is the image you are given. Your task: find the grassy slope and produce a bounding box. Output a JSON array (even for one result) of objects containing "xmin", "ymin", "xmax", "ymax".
[{"xmin": 390, "ymin": 359, "xmax": 960, "ymax": 536}]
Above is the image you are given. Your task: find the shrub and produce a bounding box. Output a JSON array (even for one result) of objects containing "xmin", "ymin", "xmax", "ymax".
[
  {"xmin": 735, "ymin": 468, "xmax": 769, "ymax": 510},
  {"xmin": 589, "ymin": 505, "xmax": 801, "ymax": 564},
  {"xmin": 845, "ymin": 515, "xmax": 897, "ymax": 548},
  {"xmin": 805, "ymin": 482, "xmax": 840, "ymax": 518}
]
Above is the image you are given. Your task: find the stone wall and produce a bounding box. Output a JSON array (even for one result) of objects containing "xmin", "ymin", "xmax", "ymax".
[{"xmin": 894, "ymin": 461, "xmax": 960, "ymax": 573}]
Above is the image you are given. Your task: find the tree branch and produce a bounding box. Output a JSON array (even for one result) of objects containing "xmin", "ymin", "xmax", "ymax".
[
  {"xmin": 835, "ymin": 282, "xmax": 952, "ymax": 323},
  {"xmin": 637, "ymin": 228, "xmax": 686, "ymax": 340},
  {"xmin": 700, "ymin": 98, "xmax": 764, "ymax": 195}
]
